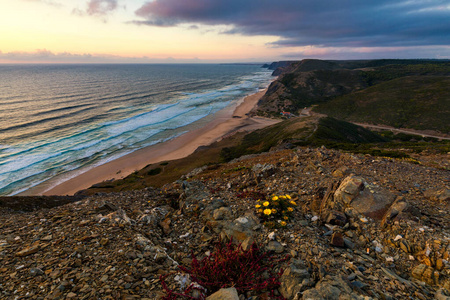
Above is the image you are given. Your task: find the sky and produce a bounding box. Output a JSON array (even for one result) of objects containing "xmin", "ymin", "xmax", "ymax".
[{"xmin": 0, "ymin": 0, "xmax": 449, "ymax": 63}]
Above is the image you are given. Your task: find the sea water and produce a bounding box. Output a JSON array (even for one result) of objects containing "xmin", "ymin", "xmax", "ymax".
[{"xmin": 0, "ymin": 64, "xmax": 273, "ymax": 195}]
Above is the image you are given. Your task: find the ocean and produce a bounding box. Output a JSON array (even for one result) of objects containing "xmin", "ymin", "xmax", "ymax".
[{"xmin": 0, "ymin": 64, "xmax": 273, "ymax": 196}]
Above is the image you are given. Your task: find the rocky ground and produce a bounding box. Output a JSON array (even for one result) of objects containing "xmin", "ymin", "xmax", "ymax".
[{"xmin": 0, "ymin": 146, "xmax": 449, "ymax": 299}]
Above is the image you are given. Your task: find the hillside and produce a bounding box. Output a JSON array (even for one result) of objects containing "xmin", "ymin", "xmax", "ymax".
[
  {"xmin": 315, "ymin": 76, "xmax": 450, "ymax": 133},
  {"xmin": 0, "ymin": 145, "xmax": 449, "ymax": 299},
  {"xmin": 257, "ymin": 59, "xmax": 450, "ymax": 134}
]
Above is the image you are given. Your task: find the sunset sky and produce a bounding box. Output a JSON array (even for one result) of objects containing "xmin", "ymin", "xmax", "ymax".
[{"xmin": 1, "ymin": 0, "xmax": 449, "ymax": 63}]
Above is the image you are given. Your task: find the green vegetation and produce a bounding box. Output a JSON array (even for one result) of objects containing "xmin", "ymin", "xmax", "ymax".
[
  {"xmin": 221, "ymin": 117, "xmax": 316, "ymax": 161},
  {"xmin": 315, "ymin": 76, "xmax": 450, "ymax": 132},
  {"xmin": 147, "ymin": 167, "xmax": 162, "ymax": 176},
  {"xmin": 361, "ymin": 63, "xmax": 450, "ymax": 86}
]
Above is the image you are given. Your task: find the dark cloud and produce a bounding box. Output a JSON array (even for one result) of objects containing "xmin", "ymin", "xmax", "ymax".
[{"xmin": 134, "ymin": 0, "xmax": 450, "ymax": 48}]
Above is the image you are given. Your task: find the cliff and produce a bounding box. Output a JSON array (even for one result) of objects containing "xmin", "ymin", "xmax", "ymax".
[{"xmin": 256, "ymin": 59, "xmax": 450, "ymax": 134}]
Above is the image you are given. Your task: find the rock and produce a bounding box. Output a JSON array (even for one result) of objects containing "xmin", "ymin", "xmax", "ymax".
[
  {"xmin": 324, "ymin": 210, "xmax": 347, "ymax": 226},
  {"xmin": 279, "ymin": 259, "xmax": 310, "ymax": 299},
  {"xmin": 16, "ymin": 243, "xmax": 40, "ymax": 257},
  {"xmin": 435, "ymin": 288, "xmax": 450, "ymax": 300},
  {"xmin": 330, "ymin": 232, "xmax": 345, "ymax": 248},
  {"xmin": 301, "ymin": 275, "xmax": 356, "ymax": 300},
  {"xmin": 218, "ymin": 213, "xmax": 260, "ymax": 244},
  {"xmin": 252, "ymin": 163, "xmax": 276, "ymax": 181},
  {"xmin": 213, "ymin": 207, "xmax": 233, "ymax": 220},
  {"xmin": 138, "ymin": 205, "xmax": 172, "ymax": 226},
  {"xmin": 266, "ymin": 240, "xmax": 284, "ymax": 253},
  {"xmin": 206, "ymin": 287, "xmax": 239, "ymax": 300},
  {"xmin": 160, "ymin": 218, "xmax": 172, "ymax": 234},
  {"xmin": 333, "ymin": 175, "xmax": 396, "ymax": 219},
  {"xmin": 425, "ymin": 189, "xmax": 450, "ymax": 202},
  {"xmin": 30, "ymin": 268, "xmax": 44, "ymax": 276},
  {"xmin": 381, "ymin": 198, "xmax": 408, "ymax": 226},
  {"xmin": 411, "ymin": 264, "xmax": 439, "ymax": 286},
  {"xmin": 334, "ymin": 176, "xmax": 365, "ymax": 205},
  {"xmin": 332, "ymin": 166, "xmax": 352, "ymax": 178}
]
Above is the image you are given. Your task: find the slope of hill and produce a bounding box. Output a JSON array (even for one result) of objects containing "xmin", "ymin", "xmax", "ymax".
[
  {"xmin": 315, "ymin": 76, "xmax": 450, "ymax": 133},
  {"xmin": 257, "ymin": 59, "xmax": 450, "ymax": 134}
]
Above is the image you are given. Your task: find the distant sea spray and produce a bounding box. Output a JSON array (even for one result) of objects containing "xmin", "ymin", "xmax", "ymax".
[{"xmin": 0, "ymin": 64, "xmax": 273, "ymax": 195}]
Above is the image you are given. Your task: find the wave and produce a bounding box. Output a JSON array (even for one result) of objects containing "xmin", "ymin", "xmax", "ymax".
[{"xmin": 0, "ymin": 65, "xmax": 273, "ymax": 195}]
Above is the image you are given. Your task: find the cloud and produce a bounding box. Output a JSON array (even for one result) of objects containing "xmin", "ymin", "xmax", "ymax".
[
  {"xmin": 86, "ymin": 0, "xmax": 117, "ymax": 15},
  {"xmin": 281, "ymin": 45, "xmax": 450, "ymax": 60},
  {"xmin": 0, "ymin": 49, "xmax": 223, "ymax": 64},
  {"xmin": 133, "ymin": 0, "xmax": 450, "ymax": 49},
  {"xmin": 73, "ymin": 0, "xmax": 118, "ymax": 16}
]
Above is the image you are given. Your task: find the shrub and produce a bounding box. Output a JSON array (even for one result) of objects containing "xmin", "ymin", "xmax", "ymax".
[{"xmin": 161, "ymin": 241, "xmax": 286, "ymax": 299}]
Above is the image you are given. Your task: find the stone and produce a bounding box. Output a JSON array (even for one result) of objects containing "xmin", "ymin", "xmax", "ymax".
[
  {"xmin": 334, "ymin": 175, "xmax": 396, "ymax": 219},
  {"xmin": 435, "ymin": 288, "xmax": 450, "ymax": 300},
  {"xmin": 324, "ymin": 210, "xmax": 347, "ymax": 226},
  {"xmin": 301, "ymin": 275, "xmax": 354, "ymax": 300},
  {"xmin": 206, "ymin": 287, "xmax": 239, "ymax": 300},
  {"xmin": 411, "ymin": 264, "xmax": 439, "ymax": 286},
  {"xmin": 16, "ymin": 243, "xmax": 40, "ymax": 257},
  {"xmin": 330, "ymin": 232, "xmax": 345, "ymax": 248},
  {"xmin": 279, "ymin": 259, "xmax": 310, "ymax": 299},
  {"xmin": 332, "ymin": 166, "xmax": 352, "ymax": 178},
  {"xmin": 213, "ymin": 207, "xmax": 233, "ymax": 220},
  {"xmin": 425, "ymin": 188, "xmax": 450, "ymax": 202},
  {"xmin": 381, "ymin": 198, "xmax": 408, "ymax": 226},
  {"xmin": 266, "ymin": 241, "xmax": 284, "ymax": 253}
]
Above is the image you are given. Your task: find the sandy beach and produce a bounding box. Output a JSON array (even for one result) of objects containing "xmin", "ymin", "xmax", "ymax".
[{"xmin": 26, "ymin": 89, "xmax": 278, "ymax": 196}]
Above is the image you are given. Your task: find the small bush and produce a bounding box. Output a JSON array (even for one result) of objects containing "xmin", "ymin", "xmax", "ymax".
[
  {"xmin": 147, "ymin": 167, "xmax": 162, "ymax": 176},
  {"xmin": 161, "ymin": 241, "xmax": 286, "ymax": 299}
]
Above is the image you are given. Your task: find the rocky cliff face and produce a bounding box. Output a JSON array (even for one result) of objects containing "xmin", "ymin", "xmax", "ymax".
[{"xmin": 256, "ymin": 66, "xmax": 368, "ymax": 116}]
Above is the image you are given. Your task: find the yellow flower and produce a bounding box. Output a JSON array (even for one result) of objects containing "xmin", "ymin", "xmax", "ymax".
[
  {"xmin": 263, "ymin": 201, "xmax": 270, "ymax": 207},
  {"xmin": 287, "ymin": 207, "xmax": 294, "ymax": 212},
  {"xmin": 263, "ymin": 209, "xmax": 272, "ymax": 215},
  {"xmin": 283, "ymin": 216, "xmax": 289, "ymax": 220},
  {"xmin": 271, "ymin": 209, "xmax": 277, "ymax": 214},
  {"xmin": 280, "ymin": 221, "xmax": 287, "ymax": 226},
  {"xmin": 280, "ymin": 195, "xmax": 286, "ymax": 200},
  {"xmin": 272, "ymin": 196, "xmax": 279, "ymax": 201},
  {"xmin": 258, "ymin": 209, "xmax": 263, "ymax": 213},
  {"xmin": 286, "ymin": 194, "xmax": 291, "ymax": 199},
  {"xmin": 290, "ymin": 201, "xmax": 297, "ymax": 206},
  {"xmin": 255, "ymin": 204, "xmax": 261, "ymax": 208}
]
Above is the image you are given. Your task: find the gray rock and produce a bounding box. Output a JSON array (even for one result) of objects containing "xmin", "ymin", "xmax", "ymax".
[
  {"xmin": 279, "ymin": 259, "xmax": 310, "ymax": 299},
  {"xmin": 213, "ymin": 207, "xmax": 233, "ymax": 220},
  {"xmin": 302, "ymin": 275, "xmax": 364, "ymax": 300},
  {"xmin": 266, "ymin": 240, "xmax": 284, "ymax": 253},
  {"xmin": 333, "ymin": 175, "xmax": 396, "ymax": 219}
]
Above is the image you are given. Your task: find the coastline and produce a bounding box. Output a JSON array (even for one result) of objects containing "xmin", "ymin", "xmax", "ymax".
[{"xmin": 23, "ymin": 88, "xmax": 278, "ymax": 196}]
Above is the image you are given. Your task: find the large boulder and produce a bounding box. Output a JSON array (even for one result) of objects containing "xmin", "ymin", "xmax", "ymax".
[{"xmin": 332, "ymin": 175, "xmax": 396, "ymax": 219}]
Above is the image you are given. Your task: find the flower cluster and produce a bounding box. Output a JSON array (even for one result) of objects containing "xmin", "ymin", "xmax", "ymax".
[{"xmin": 255, "ymin": 194, "xmax": 297, "ymax": 228}]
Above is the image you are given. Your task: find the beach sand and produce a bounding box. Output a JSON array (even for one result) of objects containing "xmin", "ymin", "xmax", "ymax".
[{"xmin": 27, "ymin": 89, "xmax": 278, "ymax": 196}]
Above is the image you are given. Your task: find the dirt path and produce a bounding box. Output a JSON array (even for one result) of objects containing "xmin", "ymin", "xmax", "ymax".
[{"xmin": 352, "ymin": 123, "xmax": 450, "ymax": 140}]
